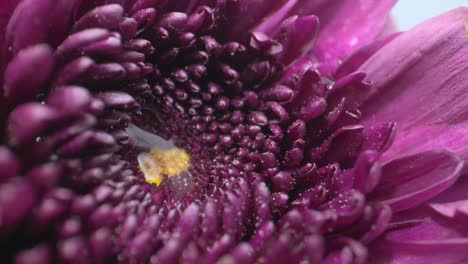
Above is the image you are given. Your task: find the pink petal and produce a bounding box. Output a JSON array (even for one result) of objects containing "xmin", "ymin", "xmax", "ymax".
[
  {"xmin": 369, "ymin": 150, "xmax": 463, "ymax": 212},
  {"xmin": 431, "ymin": 174, "xmax": 468, "ymax": 204},
  {"xmin": 370, "ymin": 201, "xmax": 468, "ymax": 264},
  {"xmin": 335, "ymin": 33, "xmax": 401, "ymax": 79},
  {"xmin": 253, "ymin": 0, "xmax": 299, "ymax": 35},
  {"xmin": 292, "ymin": 0, "xmax": 397, "ymax": 75},
  {"xmin": 430, "ymin": 201, "xmax": 468, "ymax": 218},
  {"xmin": 250, "ymin": 0, "xmax": 396, "ymax": 72},
  {"xmin": 359, "ymin": 8, "xmax": 468, "ymax": 164}
]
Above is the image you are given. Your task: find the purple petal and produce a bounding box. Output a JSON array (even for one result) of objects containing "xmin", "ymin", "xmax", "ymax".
[
  {"xmin": 359, "ymin": 204, "xmax": 392, "ymax": 244},
  {"xmin": 249, "ymin": 32, "xmax": 283, "ymax": 56},
  {"xmin": 7, "ymin": 103, "xmax": 60, "ymax": 147},
  {"xmin": 47, "ymin": 86, "xmax": 93, "ymax": 114},
  {"xmin": 430, "ymin": 174, "xmax": 468, "ymax": 204},
  {"xmin": 51, "ymin": 56, "xmax": 96, "ymax": 86},
  {"xmin": 55, "ymin": 28, "xmax": 110, "ymax": 58},
  {"xmin": 72, "ymin": 4, "xmax": 124, "ymax": 32},
  {"xmin": 369, "ymin": 150, "xmax": 463, "ymax": 212},
  {"xmin": 273, "ymin": 15, "xmax": 319, "ymax": 66},
  {"xmin": 0, "ymin": 146, "xmax": 21, "ymax": 183},
  {"xmin": 0, "ymin": 0, "xmax": 20, "ymax": 67},
  {"xmin": 5, "ymin": 0, "xmax": 78, "ymax": 55},
  {"xmin": 308, "ymin": 125, "xmax": 364, "ymax": 167},
  {"xmin": 15, "ymin": 245, "xmax": 52, "ymax": 264},
  {"xmin": 352, "ymin": 150, "xmax": 381, "ymax": 194},
  {"xmin": 335, "ymin": 33, "xmax": 401, "ymax": 78},
  {"xmin": 252, "ymin": 0, "xmax": 299, "ymax": 35},
  {"xmin": 2, "ymin": 44, "xmax": 55, "ymax": 105},
  {"xmin": 221, "ymin": 0, "xmax": 288, "ymax": 40},
  {"xmin": 0, "ymin": 179, "xmax": 37, "ymax": 234},
  {"xmin": 320, "ymin": 189, "xmax": 366, "ymax": 229},
  {"xmin": 322, "ymin": 238, "xmax": 367, "ymax": 264},
  {"xmin": 361, "ymin": 122, "xmax": 396, "ymax": 153},
  {"xmin": 359, "ymin": 8, "xmax": 468, "ymax": 164},
  {"xmin": 370, "ymin": 201, "xmax": 468, "ymax": 264},
  {"xmin": 289, "ymin": 0, "xmax": 396, "ymax": 75}
]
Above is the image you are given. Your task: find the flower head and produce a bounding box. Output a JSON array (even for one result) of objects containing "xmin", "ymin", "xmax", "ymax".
[{"xmin": 0, "ymin": 1, "xmax": 467, "ymax": 263}]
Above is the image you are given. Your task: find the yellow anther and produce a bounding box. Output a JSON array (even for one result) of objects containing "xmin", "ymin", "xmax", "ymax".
[{"xmin": 137, "ymin": 147, "xmax": 191, "ymax": 186}]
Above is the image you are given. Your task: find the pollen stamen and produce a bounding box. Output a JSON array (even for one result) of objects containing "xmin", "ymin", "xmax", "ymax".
[{"xmin": 138, "ymin": 147, "xmax": 191, "ymax": 186}]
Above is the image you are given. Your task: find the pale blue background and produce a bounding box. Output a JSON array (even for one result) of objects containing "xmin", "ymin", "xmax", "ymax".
[{"xmin": 393, "ymin": 0, "xmax": 467, "ymax": 30}]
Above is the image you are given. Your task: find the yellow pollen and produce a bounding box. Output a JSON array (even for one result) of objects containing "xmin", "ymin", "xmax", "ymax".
[{"xmin": 137, "ymin": 147, "xmax": 191, "ymax": 186}]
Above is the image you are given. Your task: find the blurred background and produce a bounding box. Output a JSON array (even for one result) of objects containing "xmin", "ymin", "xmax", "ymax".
[{"xmin": 392, "ymin": 0, "xmax": 467, "ymax": 30}]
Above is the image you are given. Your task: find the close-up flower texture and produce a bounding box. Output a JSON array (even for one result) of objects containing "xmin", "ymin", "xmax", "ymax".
[{"xmin": 0, "ymin": 0, "xmax": 467, "ymax": 263}]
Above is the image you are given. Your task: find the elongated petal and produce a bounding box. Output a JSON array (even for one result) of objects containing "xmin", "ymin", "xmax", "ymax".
[
  {"xmin": 5, "ymin": 0, "xmax": 78, "ymax": 55},
  {"xmin": 72, "ymin": 4, "xmax": 124, "ymax": 32},
  {"xmin": 359, "ymin": 8, "xmax": 468, "ymax": 164},
  {"xmin": 289, "ymin": 0, "xmax": 396, "ymax": 75},
  {"xmin": 252, "ymin": 0, "xmax": 299, "ymax": 35},
  {"xmin": 257, "ymin": 0, "xmax": 396, "ymax": 74},
  {"xmin": 273, "ymin": 15, "xmax": 319, "ymax": 66},
  {"xmin": 370, "ymin": 201, "xmax": 468, "ymax": 264},
  {"xmin": 223, "ymin": 0, "xmax": 288, "ymax": 39},
  {"xmin": 0, "ymin": 0, "xmax": 21, "ymax": 79},
  {"xmin": 431, "ymin": 174, "xmax": 468, "ymax": 204},
  {"xmin": 335, "ymin": 33, "xmax": 401, "ymax": 78},
  {"xmin": 369, "ymin": 150, "xmax": 463, "ymax": 212},
  {"xmin": 2, "ymin": 44, "xmax": 55, "ymax": 105}
]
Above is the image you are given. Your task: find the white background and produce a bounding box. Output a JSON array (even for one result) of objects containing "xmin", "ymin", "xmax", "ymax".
[{"xmin": 392, "ymin": 0, "xmax": 467, "ymax": 30}]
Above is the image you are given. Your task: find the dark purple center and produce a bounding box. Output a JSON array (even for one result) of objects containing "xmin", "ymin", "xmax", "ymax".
[{"xmin": 0, "ymin": 2, "xmax": 394, "ymax": 263}]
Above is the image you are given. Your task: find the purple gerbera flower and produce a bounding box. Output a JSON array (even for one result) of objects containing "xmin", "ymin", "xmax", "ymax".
[{"xmin": 0, "ymin": 0, "xmax": 467, "ymax": 263}]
